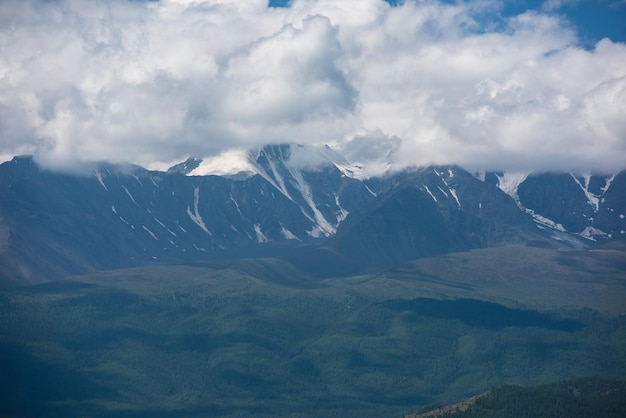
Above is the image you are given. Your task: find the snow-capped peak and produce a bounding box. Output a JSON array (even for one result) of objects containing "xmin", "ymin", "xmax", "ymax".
[
  {"xmin": 188, "ymin": 148, "xmax": 258, "ymax": 178},
  {"xmin": 168, "ymin": 144, "xmax": 367, "ymax": 239},
  {"xmin": 177, "ymin": 143, "xmax": 367, "ymax": 180}
]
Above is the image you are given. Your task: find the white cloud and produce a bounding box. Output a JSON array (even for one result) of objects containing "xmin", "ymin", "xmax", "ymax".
[
  {"xmin": 221, "ymin": 15, "xmax": 357, "ymax": 126},
  {"xmin": 0, "ymin": 0, "xmax": 625, "ymax": 173},
  {"xmin": 541, "ymin": 0, "xmax": 580, "ymax": 12}
]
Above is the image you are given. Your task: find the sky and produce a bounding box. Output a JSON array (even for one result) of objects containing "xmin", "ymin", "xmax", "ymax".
[{"xmin": 1, "ymin": 0, "xmax": 625, "ymax": 174}]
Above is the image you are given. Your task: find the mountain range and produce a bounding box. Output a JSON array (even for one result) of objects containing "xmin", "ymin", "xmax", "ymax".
[{"xmin": 1, "ymin": 143, "xmax": 624, "ymax": 286}]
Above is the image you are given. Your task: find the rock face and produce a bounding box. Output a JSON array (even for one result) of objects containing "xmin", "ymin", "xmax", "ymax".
[
  {"xmin": 516, "ymin": 172, "xmax": 626, "ymax": 240},
  {"xmin": 0, "ymin": 145, "xmax": 624, "ymax": 286}
]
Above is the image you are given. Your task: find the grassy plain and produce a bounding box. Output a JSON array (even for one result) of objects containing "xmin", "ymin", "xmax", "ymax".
[{"xmin": 0, "ymin": 245, "xmax": 625, "ymax": 417}]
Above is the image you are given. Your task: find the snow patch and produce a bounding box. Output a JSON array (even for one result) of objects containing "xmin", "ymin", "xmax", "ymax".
[
  {"xmin": 94, "ymin": 171, "xmax": 107, "ymax": 190},
  {"xmin": 230, "ymin": 195, "xmax": 242, "ymax": 215},
  {"xmin": 335, "ymin": 195, "xmax": 349, "ymax": 225},
  {"xmin": 332, "ymin": 161, "xmax": 367, "ymax": 180},
  {"xmin": 364, "ymin": 183, "xmax": 377, "ymax": 197},
  {"xmin": 186, "ymin": 186, "xmax": 212, "ymax": 235},
  {"xmin": 570, "ymin": 172, "xmax": 599, "ymax": 212},
  {"xmin": 438, "ymin": 172, "xmax": 449, "ymax": 186},
  {"xmin": 496, "ymin": 172, "xmax": 528, "ymax": 201},
  {"xmin": 142, "ymin": 226, "xmax": 158, "ymax": 240},
  {"xmin": 121, "ymin": 185, "xmax": 137, "ymax": 204},
  {"xmin": 250, "ymin": 162, "xmax": 292, "ymax": 200},
  {"xmin": 284, "ymin": 162, "xmax": 336, "ymax": 237},
  {"xmin": 280, "ymin": 226, "xmax": 299, "ymax": 240},
  {"xmin": 525, "ymin": 208, "xmax": 566, "ymax": 232},
  {"xmin": 602, "ymin": 174, "xmax": 616, "ymax": 193},
  {"xmin": 263, "ymin": 148, "xmax": 293, "ymax": 200},
  {"xmin": 423, "ymin": 185, "xmax": 437, "ymax": 202},
  {"xmin": 189, "ymin": 148, "xmax": 257, "ymax": 178},
  {"xmin": 579, "ymin": 226, "xmax": 609, "ymax": 241},
  {"xmin": 449, "ymin": 188, "xmax": 461, "ymax": 208},
  {"xmin": 154, "ymin": 217, "xmax": 177, "ymax": 236},
  {"xmin": 254, "ymin": 224, "xmax": 268, "ymax": 243}
]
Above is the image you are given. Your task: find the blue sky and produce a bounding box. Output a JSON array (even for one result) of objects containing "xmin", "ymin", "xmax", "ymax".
[
  {"xmin": 270, "ymin": 0, "xmax": 626, "ymax": 44},
  {"xmin": 503, "ymin": 0, "xmax": 626, "ymax": 45}
]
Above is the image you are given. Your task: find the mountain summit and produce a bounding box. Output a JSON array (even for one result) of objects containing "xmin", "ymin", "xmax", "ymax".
[{"xmin": 170, "ymin": 144, "xmax": 367, "ymax": 180}]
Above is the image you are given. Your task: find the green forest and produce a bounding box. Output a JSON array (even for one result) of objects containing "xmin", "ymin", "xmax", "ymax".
[
  {"xmin": 1, "ymin": 258, "xmax": 625, "ymax": 417},
  {"xmin": 1, "ymin": 246, "xmax": 625, "ymax": 417}
]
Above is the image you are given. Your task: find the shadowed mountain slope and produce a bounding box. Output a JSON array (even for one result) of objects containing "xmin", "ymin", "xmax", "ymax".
[{"xmin": 1, "ymin": 146, "xmax": 624, "ymax": 286}]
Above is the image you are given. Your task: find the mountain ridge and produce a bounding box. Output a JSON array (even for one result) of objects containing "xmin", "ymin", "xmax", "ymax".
[{"xmin": 1, "ymin": 145, "xmax": 625, "ymax": 286}]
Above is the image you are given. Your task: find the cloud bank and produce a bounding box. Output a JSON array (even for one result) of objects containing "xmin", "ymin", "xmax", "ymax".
[{"xmin": 1, "ymin": 0, "xmax": 625, "ymax": 173}]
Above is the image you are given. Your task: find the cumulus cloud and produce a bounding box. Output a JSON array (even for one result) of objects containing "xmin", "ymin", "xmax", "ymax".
[{"xmin": 0, "ymin": 0, "xmax": 625, "ymax": 173}]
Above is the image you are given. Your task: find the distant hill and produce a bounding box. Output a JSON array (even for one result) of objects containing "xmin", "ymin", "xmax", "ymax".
[{"xmin": 407, "ymin": 378, "xmax": 626, "ymax": 418}]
